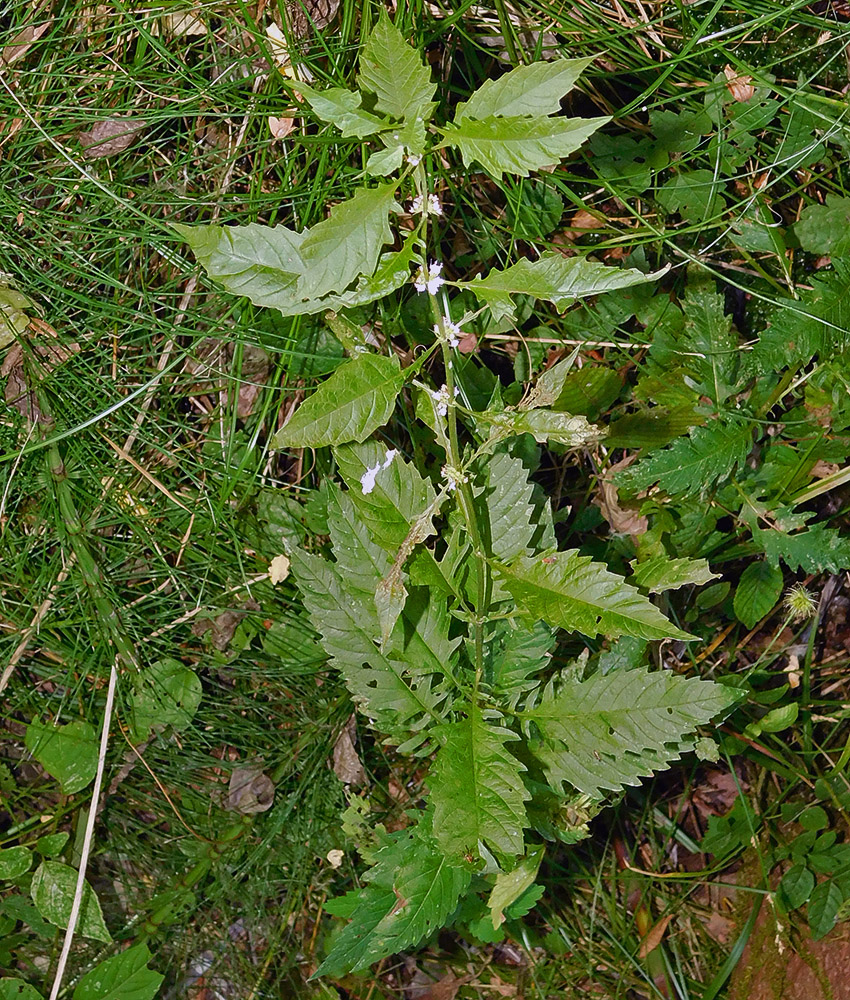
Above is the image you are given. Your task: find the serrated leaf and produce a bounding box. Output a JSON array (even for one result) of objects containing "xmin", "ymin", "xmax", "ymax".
[
  {"xmin": 677, "ymin": 276, "xmax": 739, "ymax": 406},
  {"xmin": 489, "ymin": 620, "xmax": 555, "ymax": 708},
  {"xmin": 73, "ymin": 944, "xmax": 164, "ymax": 1000},
  {"xmin": 430, "ymin": 703, "xmax": 529, "ymax": 861},
  {"xmin": 335, "ymin": 441, "xmax": 436, "ymax": 553},
  {"xmin": 456, "ymin": 252, "xmax": 666, "ymax": 323},
  {"xmin": 527, "ymin": 667, "xmax": 738, "ymax": 798},
  {"xmin": 793, "ymin": 195, "xmax": 850, "ymax": 256},
  {"xmin": 357, "ymin": 12, "xmax": 436, "ymax": 122},
  {"xmin": 522, "ymin": 348, "xmax": 579, "ymax": 409},
  {"xmin": 0, "ymin": 847, "xmax": 32, "ymax": 880},
  {"xmin": 130, "ymin": 658, "xmax": 202, "ymax": 742},
  {"xmin": 488, "ymin": 845, "xmax": 544, "ymax": 929},
  {"xmin": 497, "ymin": 550, "xmax": 693, "ymax": 641},
  {"xmin": 315, "ymin": 822, "xmax": 471, "ymax": 977},
  {"xmin": 753, "ymin": 521, "xmax": 850, "ymax": 574},
  {"xmin": 273, "ymin": 353, "xmax": 404, "ymax": 449},
  {"xmin": 443, "ymin": 114, "xmax": 609, "ymax": 179},
  {"xmin": 456, "ymin": 57, "xmax": 595, "ymax": 122},
  {"xmin": 479, "ymin": 408, "xmax": 602, "ymax": 448},
  {"xmin": 299, "ymin": 83, "xmax": 387, "ymax": 138},
  {"xmin": 733, "ymin": 561, "xmax": 784, "ymax": 628},
  {"xmin": 478, "ymin": 451, "xmax": 538, "ymax": 564},
  {"xmin": 299, "ymin": 184, "xmax": 399, "ymax": 297},
  {"xmin": 778, "ymin": 865, "xmax": 814, "ymax": 911},
  {"xmin": 25, "ymin": 719, "xmax": 98, "ymax": 795},
  {"xmin": 629, "ymin": 555, "xmax": 718, "ymax": 594},
  {"xmin": 809, "ymin": 880, "xmax": 844, "ymax": 940},
  {"xmin": 30, "ymin": 861, "xmax": 111, "ymax": 942},
  {"xmin": 617, "ymin": 418, "xmax": 752, "ymax": 499}
]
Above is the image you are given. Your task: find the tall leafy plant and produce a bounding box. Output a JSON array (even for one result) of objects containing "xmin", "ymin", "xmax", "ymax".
[{"xmin": 179, "ymin": 14, "xmax": 736, "ymax": 977}]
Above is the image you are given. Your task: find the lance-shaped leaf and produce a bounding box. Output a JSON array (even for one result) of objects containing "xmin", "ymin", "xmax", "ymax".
[
  {"xmin": 527, "ymin": 668, "xmax": 738, "ymax": 798},
  {"xmin": 442, "ymin": 114, "xmax": 608, "ymax": 179},
  {"xmin": 30, "ymin": 861, "xmax": 111, "ymax": 942},
  {"xmin": 479, "ymin": 408, "xmax": 603, "ymax": 448},
  {"xmin": 299, "ymin": 83, "xmax": 388, "ymax": 138},
  {"xmin": 430, "ymin": 703, "xmax": 529, "ymax": 862},
  {"xmin": 335, "ymin": 441, "xmax": 436, "ymax": 552},
  {"xmin": 299, "ymin": 183, "xmax": 399, "ymax": 297},
  {"xmin": 456, "ymin": 56, "xmax": 595, "ymax": 122},
  {"xmin": 174, "ymin": 221, "xmax": 304, "ymax": 309},
  {"xmin": 272, "ymin": 353, "xmax": 404, "ymax": 449},
  {"xmin": 496, "ymin": 550, "xmax": 693, "ymax": 641},
  {"xmin": 328, "ymin": 233, "xmax": 418, "ymax": 311},
  {"xmin": 357, "ymin": 11, "xmax": 436, "ymax": 122},
  {"xmin": 629, "ymin": 556, "xmax": 718, "ymax": 594},
  {"xmin": 456, "ymin": 252, "xmax": 667, "ymax": 322},
  {"xmin": 314, "ymin": 820, "xmax": 471, "ymax": 978}
]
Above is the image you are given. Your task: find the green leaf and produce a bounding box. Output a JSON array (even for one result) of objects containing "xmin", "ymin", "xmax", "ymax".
[
  {"xmin": 553, "ymin": 366, "xmax": 623, "ymax": 421},
  {"xmin": 478, "ymin": 408, "xmax": 602, "ymax": 448},
  {"xmin": 629, "ymin": 556, "xmax": 718, "ymax": 594},
  {"xmin": 757, "ymin": 702, "xmax": 798, "ymax": 734},
  {"xmin": 299, "ymin": 184, "xmax": 399, "ymax": 298},
  {"xmin": 497, "ymin": 550, "xmax": 693, "ymax": 641},
  {"xmin": 778, "ymin": 865, "xmax": 814, "ymax": 910},
  {"xmin": 733, "ymin": 561, "xmax": 784, "ymax": 628},
  {"xmin": 478, "ymin": 451, "xmax": 539, "ymax": 564},
  {"xmin": 73, "ymin": 945, "xmax": 163, "ymax": 1000},
  {"xmin": 443, "ymin": 114, "xmax": 609, "ymax": 179},
  {"xmin": 794, "ymin": 195, "xmax": 850, "ymax": 256},
  {"xmin": 430, "ymin": 703, "xmax": 529, "ymax": 862},
  {"xmin": 130, "ymin": 658, "xmax": 202, "ymax": 742},
  {"xmin": 365, "ymin": 143, "xmax": 405, "ymax": 176},
  {"xmin": 487, "ymin": 845, "xmax": 544, "ymax": 929},
  {"xmin": 315, "ymin": 822, "xmax": 471, "ymax": 977},
  {"xmin": 489, "ymin": 620, "xmax": 555, "ymax": 708},
  {"xmin": 299, "ymin": 83, "xmax": 387, "ymax": 138},
  {"xmin": 676, "ymin": 275, "xmax": 739, "ymax": 406},
  {"xmin": 457, "ymin": 57, "xmax": 595, "ymax": 122},
  {"xmin": 753, "ymin": 521, "xmax": 850, "ymax": 574},
  {"xmin": 456, "ymin": 252, "xmax": 666, "ymax": 323},
  {"xmin": 656, "ymin": 169, "xmax": 721, "ymax": 223},
  {"xmin": 522, "ymin": 349, "xmax": 579, "ymax": 409},
  {"xmin": 357, "ymin": 12, "xmax": 436, "ymax": 123},
  {"xmin": 272, "ymin": 353, "xmax": 404, "ymax": 449},
  {"xmin": 527, "ymin": 667, "xmax": 738, "ymax": 798},
  {"xmin": 25, "ymin": 719, "xmax": 98, "ymax": 795},
  {"xmin": 809, "ymin": 880, "xmax": 844, "ymax": 940},
  {"xmin": 0, "ymin": 980, "xmax": 43, "ymax": 1000},
  {"xmin": 36, "ymin": 833, "xmax": 69, "ymax": 857},
  {"xmin": 617, "ymin": 418, "xmax": 752, "ymax": 499},
  {"xmin": 334, "ymin": 441, "xmax": 436, "ymax": 553},
  {"xmin": 506, "ymin": 180, "xmax": 564, "ymax": 241},
  {"xmin": 30, "ymin": 861, "xmax": 111, "ymax": 943},
  {"xmin": 0, "ymin": 847, "xmax": 32, "ymax": 880}
]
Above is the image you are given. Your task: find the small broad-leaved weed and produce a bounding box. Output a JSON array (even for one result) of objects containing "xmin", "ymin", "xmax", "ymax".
[{"xmin": 180, "ymin": 14, "xmax": 738, "ymax": 977}]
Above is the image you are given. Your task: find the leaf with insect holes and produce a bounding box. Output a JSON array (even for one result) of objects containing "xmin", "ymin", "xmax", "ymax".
[
  {"xmin": 299, "ymin": 83, "xmax": 388, "ymax": 138},
  {"xmin": 30, "ymin": 861, "xmax": 111, "ymax": 942},
  {"xmin": 479, "ymin": 407, "xmax": 603, "ymax": 448},
  {"xmin": 733, "ymin": 561, "xmax": 784, "ymax": 628},
  {"xmin": 527, "ymin": 668, "xmax": 739, "ymax": 798},
  {"xmin": 0, "ymin": 981, "xmax": 43, "ymax": 1000},
  {"xmin": 298, "ymin": 184, "xmax": 400, "ymax": 298},
  {"xmin": 429, "ymin": 702, "xmax": 529, "ymax": 861},
  {"xmin": 314, "ymin": 818, "xmax": 471, "ymax": 978},
  {"xmin": 456, "ymin": 253, "xmax": 667, "ymax": 322},
  {"xmin": 456, "ymin": 57, "xmax": 595, "ymax": 122},
  {"xmin": 357, "ymin": 11, "xmax": 436, "ymax": 123},
  {"xmin": 629, "ymin": 555, "xmax": 718, "ymax": 594},
  {"xmin": 753, "ymin": 521, "xmax": 850, "ymax": 574},
  {"xmin": 72, "ymin": 944, "xmax": 164, "ymax": 1000},
  {"xmin": 25, "ymin": 719, "xmax": 98, "ymax": 795},
  {"xmin": 443, "ymin": 114, "xmax": 609, "ymax": 179},
  {"xmin": 497, "ymin": 550, "xmax": 693, "ymax": 641},
  {"xmin": 273, "ymin": 353, "xmax": 405, "ymax": 450}
]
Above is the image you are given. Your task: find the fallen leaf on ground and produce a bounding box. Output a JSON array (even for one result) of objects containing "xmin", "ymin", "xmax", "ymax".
[
  {"xmin": 269, "ymin": 554, "xmax": 291, "ymax": 585},
  {"xmin": 78, "ymin": 117, "xmax": 145, "ymax": 159},
  {"xmin": 724, "ymin": 64, "xmax": 756, "ymax": 102},
  {"xmin": 332, "ymin": 715, "xmax": 367, "ymax": 786},
  {"xmin": 226, "ymin": 765, "xmax": 275, "ymax": 814},
  {"xmin": 2, "ymin": 17, "xmax": 51, "ymax": 66},
  {"xmin": 269, "ymin": 115, "xmax": 296, "ymax": 139},
  {"xmin": 638, "ymin": 913, "xmax": 674, "ymax": 958},
  {"xmin": 596, "ymin": 458, "xmax": 648, "ymax": 538}
]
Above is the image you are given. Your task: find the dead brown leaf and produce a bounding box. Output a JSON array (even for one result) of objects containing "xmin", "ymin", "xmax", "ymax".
[
  {"xmin": 594, "ymin": 457, "xmax": 648, "ymax": 539},
  {"xmin": 226, "ymin": 764, "xmax": 275, "ymax": 814},
  {"xmin": 2, "ymin": 319, "xmax": 79, "ymax": 424},
  {"xmin": 191, "ymin": 600, "xmax": 260, "ymax": 651},
  {"xmin": 268, "ymin": 115, "xmax": 296, "ymax": 139},
  {"xmin": 638, "ymin": 913, "xmax": 674, "ymax": 958},
  {"xmin": 2, "ymin": 17, "xmax": 51, "ymax": 66},
  {"xmin": 415, "ymin": 974, "xmax": 470, "ymax": 1000},
  {"xmin": 78, "ymin": 117, "xmax": 145, "ymax": 159},
  {"xmin": 332, "ymin": 715, "xmax": 367, "ymax": 787},
  {"xmin": 724, "ymin": 64, "xmax": 756, "ymax": 103}
]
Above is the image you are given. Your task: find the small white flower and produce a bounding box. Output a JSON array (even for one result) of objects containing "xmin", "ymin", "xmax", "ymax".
[
  {"xmin": 433, "ymin": 318, "xmax": 462, "ymax": 348},
  {"xmin": 409, "ymin": 194, "xmax": 424, "ymax": 214},
  {"xmin": 360, "ymin": 448, "xmax": 398, "ymax": 495},
  {"xmin": 441, "ymin": 463, "xmax": 468, "ymax": 492},
  {"xmin": 406, "ymin": 153, "xmax": 422, "ymax": 166},
  {"xmin": 428, "ymin": 384, "xmax": 453, "ymax": 416},
  {"xmin": 413, "ymin": 260, "xmax": 444, "ymax": 295},
  {"xmin": 427, "ymin": 193, "xmax": 442, "ymax": 215}
]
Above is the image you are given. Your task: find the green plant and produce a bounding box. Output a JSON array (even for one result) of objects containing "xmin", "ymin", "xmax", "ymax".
[{"xmin": 179, "ymin": 14, "xmax": 738, "ymax": 978}]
